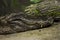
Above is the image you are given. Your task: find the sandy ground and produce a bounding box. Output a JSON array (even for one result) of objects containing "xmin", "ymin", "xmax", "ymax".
[{"xmin": 0, "ymin": 23, "xmax": 60, "ymax": 40}]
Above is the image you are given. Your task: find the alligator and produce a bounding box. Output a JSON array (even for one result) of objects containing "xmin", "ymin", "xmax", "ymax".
[
  {"xmin": 0, "ymin": 12, "xmax": 53, "ymax": 34},
  {"xmin": 0, "ymin": 0, "xmax": 60, "ymax": 34}
]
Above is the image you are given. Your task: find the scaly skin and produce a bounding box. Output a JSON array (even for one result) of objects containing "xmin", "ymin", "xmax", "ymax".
[
  {"xmin": 0, "ymin": 12, "xmax": 53, "ymax": 34},
  {"xmin": 0, "ymin": 0, "xmax": 60, "ymax": 34}
]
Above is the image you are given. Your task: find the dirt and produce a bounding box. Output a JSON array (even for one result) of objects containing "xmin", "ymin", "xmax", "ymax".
[{"xmin": 0, "ymin": 23, "xmax": 60, "ymax": 40}]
